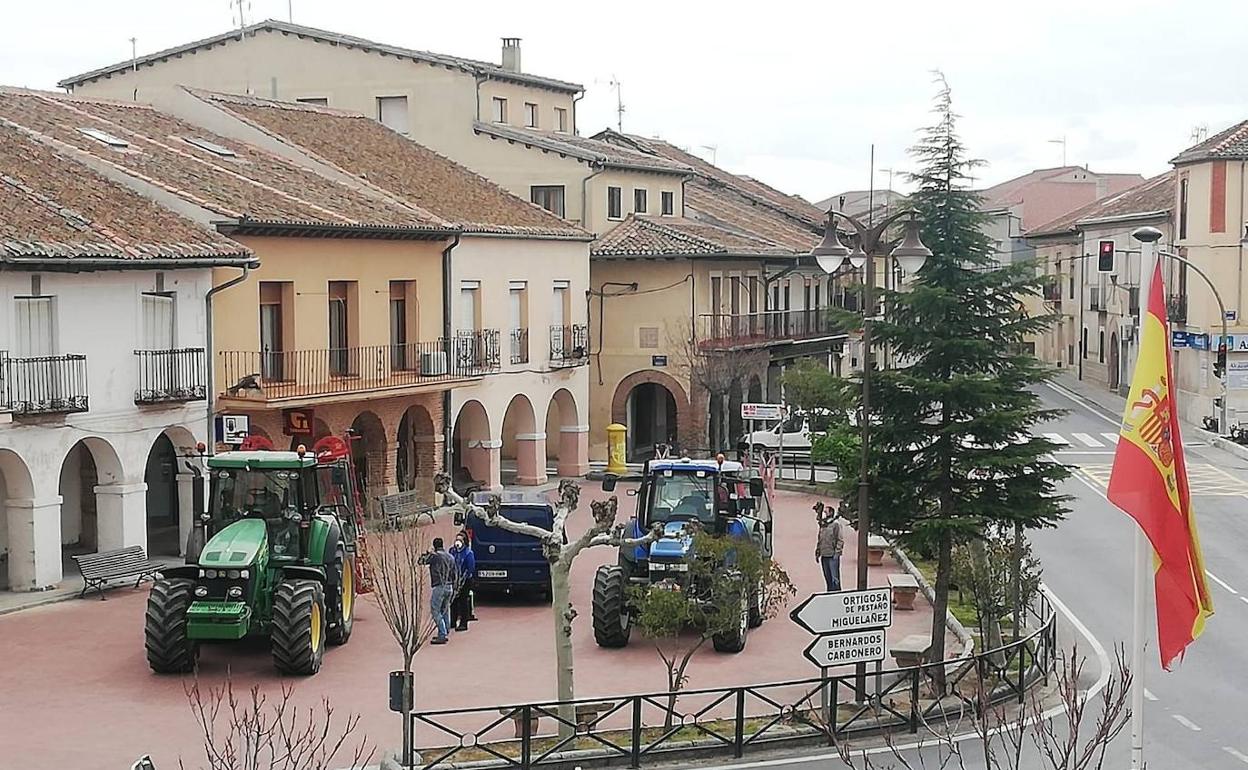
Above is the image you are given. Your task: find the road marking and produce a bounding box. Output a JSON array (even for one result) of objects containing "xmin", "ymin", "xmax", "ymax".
[
  {"xmin": 1101, "ymin": 432, "xmax": 1120, "ymax": 444},
  {"xmin": 1239, "ymin": 596, "xmax": 1248, "ymax": 606},
  {"xmin": 1072, "ymin": 432, "xmax": 1105, "ymax": 447},
  {"xmin": 1173, "ymin": 714, "xmax": 1202, "ymax": 731},
  {"xmin": 1144, "ymin": 688, "xmax": 1158, "ymax": 701},
  {"xmin": 1044, "ymin": 432, "xmax": 1070, "ymax": 445},
  {"xmin": 1207, "ymin": 571, "xmax": 1239, "ymax": 595},
  {"xmin": 1224, "ymin": 747, "xmax": 1248, "ymax": 764}
]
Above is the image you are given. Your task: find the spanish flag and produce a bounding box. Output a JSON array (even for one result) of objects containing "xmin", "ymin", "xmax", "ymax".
[{"xmin": 1108, "ymin": 259, "xmax": 1214, "ymax": 670}]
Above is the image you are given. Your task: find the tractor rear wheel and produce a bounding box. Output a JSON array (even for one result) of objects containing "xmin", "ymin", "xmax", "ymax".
[
  {"xmin": 713, "ymin": 590, "xmax": 749, "ymax": 653},
  {"xmin": 748, "ymin": 576, "xmax": 765, "ymax": 628},
  {"xmin": 271, "ymin": 580, "xmax": 326, "ymax": 675},
  {"xmin": 145, "ymin": 578, "xmax": 199, "ymax": 673},
  {"xmin": 326, "ymin": 551, "xmax": 355, "ymax": 646},
  {"xmin": 592, "ymin": 564, "xmax": 632, "ymax": 648}
]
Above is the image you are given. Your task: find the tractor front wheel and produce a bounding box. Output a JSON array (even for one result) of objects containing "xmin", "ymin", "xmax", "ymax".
[
  {"xmin": 592, "ymin": 565, "xmax": 632, "ymax": 648},
  {"xmin": 145, "ymin": 578, "xmax": 199, "ymax": 673},
  {"xmin": 326, "ymin": 551, "xmax": 355, "ymax": 646},
  {"xmin": 271, "ymin": 580, "xmax": 326, "ymax": 675},
  {"xmin": 748, "ymin": 576, "xmax": 765, "ymax": 629}
]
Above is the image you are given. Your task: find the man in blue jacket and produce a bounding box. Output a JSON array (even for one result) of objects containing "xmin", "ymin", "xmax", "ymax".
[{"xmin": 449, "ymin": 532, "xmax": 477, "ymax": 631}]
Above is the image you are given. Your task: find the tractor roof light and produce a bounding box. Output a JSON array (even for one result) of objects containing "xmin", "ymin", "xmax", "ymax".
[{"xmin": 296, "ymin": 444, "xmax": 308, "ymax": 458}]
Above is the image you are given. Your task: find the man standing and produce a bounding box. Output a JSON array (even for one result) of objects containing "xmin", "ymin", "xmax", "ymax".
[
  {"xmin": 449, "ymin": 532, "xmax": 476, "ymax": 632},
  {"xmin": 815, "ymin": 503, "xmax": 845, "ymax": 592},
  {"xmin": 427, "ymin": 537, "xmax": 455, "ymax": 644}
]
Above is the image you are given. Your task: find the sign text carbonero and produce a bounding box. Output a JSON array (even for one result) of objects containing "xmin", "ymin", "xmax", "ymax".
[{"xmin": 802, "ymin": 628, "xmax": 887, "ymax": 667}]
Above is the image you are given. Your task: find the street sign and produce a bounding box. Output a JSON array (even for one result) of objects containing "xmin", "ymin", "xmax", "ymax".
[
  {"xmin": 741, "ymin": 402, "xmax": 784, "ymax": 421},
  {"xmin": 1228, "ymin": 310, "xmax": 1239, "ymax": 322},
  {"xmin": 789, "ymin": 587, "xmax": 892, "ymax": 635},
  {"xmin": 216, "ymin": 414, "xmax": 249, "ymax": 445},
  {"xmin": 1171, "ymin": 331, "xmax": 1190, "ymax": 349},
  {"xmin": 651, "ymin": 355, "xmax": 668, "ymax": 367},
  {"xmin": 802, "ymin": 628, "xmax": 888, "ymax": 667}
]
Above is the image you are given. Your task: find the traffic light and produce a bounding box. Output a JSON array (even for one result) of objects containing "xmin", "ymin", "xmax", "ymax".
[
  {"xmin": 1097, "ymin": 240, "xmax": 1115, "ymax": 273},
  {"xmin": 1215, "ymin": 342, "xmax": 1228, "ymax": 379}
]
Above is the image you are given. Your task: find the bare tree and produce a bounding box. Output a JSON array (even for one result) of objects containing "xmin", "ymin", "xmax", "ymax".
[
  {"xmin": 668, "ymin": 319, "xmax": 767, "ymax": 451},
  {"xmin": 181, "ymin": 677, "xmax": 373, "ymax": 770},
  {"xmin": 436, "ymin": 474, "xmax": 660, "ymax": 735}
]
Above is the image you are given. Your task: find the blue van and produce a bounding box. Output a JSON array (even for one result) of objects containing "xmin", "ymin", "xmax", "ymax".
[{"xmin": 463, "ymin": 491, "xmax": 555, "ymax": 599}]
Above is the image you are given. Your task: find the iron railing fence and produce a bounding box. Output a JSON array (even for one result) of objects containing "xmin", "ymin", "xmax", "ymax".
[
  {"xmin": 0, "ymin": 352, "xmax": 89, "ymax": 415},
  {"xmin": 220, "ymin": 331, "xmax": 500, "ymax": 401},
  {"xmin": 511, "ymin": 328, "xmax": 530, "ymax": 365},
  {"xmin": 134, "ymin": 348, "xmax": 206, "ymax": 404},
  {"xmin": 699, "ymin": 309, "xmax": 844, "ymax": 349},
  {"xmin": 409, "ymin": 596, "xmax": 1055, "ymax": 769},
  {"xmin": 549, "ymin": 324, "xmax": 589, "ymax": 366}
]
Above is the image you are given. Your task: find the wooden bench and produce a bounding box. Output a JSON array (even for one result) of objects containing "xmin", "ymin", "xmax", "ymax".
[
  {"xmin": 888, "ymin": 573, "xmax": 921, "ymax": 610},
  {"xmin": 72, "ymin": 546, "xmax": 164, "ymax": 599},
  {"xmin": 866, "ymin": 535, "xmax": 889, "ymax": 567},
  {"xmin": 497, "ymin": 701, "xmax": 614, "ymax": 737},
  {"xmin": 890, "ymin": 633, "xmax": 934, "ymax": 668},
  {"xmin": 574, "ymin": 701, "xmax": 615, "ymax": 732}
]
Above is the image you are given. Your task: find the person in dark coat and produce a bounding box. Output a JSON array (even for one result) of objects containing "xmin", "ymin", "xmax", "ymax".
[{"xmin": 449, "ymin": 532, "xmax": 477, "ymax": 631}]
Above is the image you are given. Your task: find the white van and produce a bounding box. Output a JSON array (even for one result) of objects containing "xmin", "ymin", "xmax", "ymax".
[{"xmin": 742, "ymin": 410, "xmax": 843, "ymax": 452}]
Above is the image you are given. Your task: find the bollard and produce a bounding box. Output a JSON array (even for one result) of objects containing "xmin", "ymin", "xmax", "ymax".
[{"xmin": 606, "ymin": 423, "xmax": 628, "ymax": 475}]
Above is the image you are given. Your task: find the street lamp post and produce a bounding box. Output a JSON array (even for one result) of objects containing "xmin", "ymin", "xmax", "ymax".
[{"xmin": 811, "ymin": 208, "xmax": 931, "ymax": 701}]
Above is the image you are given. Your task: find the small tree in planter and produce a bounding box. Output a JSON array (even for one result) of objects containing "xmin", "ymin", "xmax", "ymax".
[{"xmin": 633, "ymin": 531, "xmax": 794, "ymax": 729}]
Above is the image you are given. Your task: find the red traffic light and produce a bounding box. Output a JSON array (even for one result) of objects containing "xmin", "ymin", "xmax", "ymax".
[{"xmin": 1097, "ymin": 240, "xmax": 1115, "ymax": 273}]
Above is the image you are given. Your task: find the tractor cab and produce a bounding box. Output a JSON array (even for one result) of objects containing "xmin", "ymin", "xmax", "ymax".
[{"xmin": 205, "ymin": 451, "xmax": 321, "ymax": 562}]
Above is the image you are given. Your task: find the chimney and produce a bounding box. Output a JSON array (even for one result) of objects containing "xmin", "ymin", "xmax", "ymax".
[{"xmin": 501, "ymin": 38, "xmax": 521, "ymax": 73}]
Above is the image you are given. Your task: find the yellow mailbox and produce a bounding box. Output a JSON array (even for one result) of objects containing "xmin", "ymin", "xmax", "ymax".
[{"xmin": 606, "ymin": 423, "xmax": 628, "ymax": 475}]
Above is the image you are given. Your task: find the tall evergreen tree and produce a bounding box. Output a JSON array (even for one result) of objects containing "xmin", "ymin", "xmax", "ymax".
[{"xmin": 850, "ymin": 75, "xmax": 1071, "ymax": 669}]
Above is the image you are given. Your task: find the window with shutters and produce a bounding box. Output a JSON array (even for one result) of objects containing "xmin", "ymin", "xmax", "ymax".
[
  {"xmin": 607, "ymin": 186, "xmax": 622, "ymax": 219},
  {"xmin": 259, "ymin": 282, "xmax": 287, "ymax": 380},
  {"xmin": 328, "ymin": 282, "xmax": 353, "ymax": 376},
  {"xmin": 554, "ymin": 107, "xmax": 569, "ymax": 133},
  {"xmin": 376, "ymin": 96, "xmax": 410, "ymax": 134},
  {"xmin": 634, "ymin": 188, "xmax": 648, "ymax": 214},
  {"xmin": 390, "ymin": 280, "xmax": 417, "ymax": 370},
  {"xmin": 141, "ymin": 293, "xmax": 175, "ymax": 350},
  {"xmin": 524, "ymin": 102, "xmax": 538, "ymax": 128},
  {"xmin": 14, "ymin": 296, "xmax": 54, "ymax": 357},
  {"xmin": 661, "ymin": 191, "xmax": 675, "ymax": 216},
  {"xmin": 492, "ymin": 97, "xmax": 507, "ymax": 124},
  {"xmin": 530, "ymin": 185, "xmax": 566, "ymax": 217}
]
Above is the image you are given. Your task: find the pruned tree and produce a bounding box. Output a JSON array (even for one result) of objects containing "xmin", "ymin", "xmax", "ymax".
[
  {"xmin": 181, "ymin": 677, "xmax": 373, "ymax": 770},
  {"xmin": 668, "ymin": 319, "xmax": 768, "ymax": 452},
  {"xmin": 952, "ymin": 524, "xmax": 1042, "ymax": 658},
  {"xmin": 633, "ymin": 531, "xmax": 794, "ymax": 728},
  {"xmin": 436, "ymin": 474, "xmax": 660, "ymax": 735}
]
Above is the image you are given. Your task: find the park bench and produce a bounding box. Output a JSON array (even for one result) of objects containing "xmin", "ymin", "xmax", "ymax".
[
  {"xmin": 574, "ymin": 701, "xmax": 615, "ymax": 732},
  {"xmin": 72, "ymin": 545, "xmax": 164, "ymax": 599},
  {"xmin": 866, "ymin": 534, "xmax": 889, "ymax": 567},
  {"xmin": 889, "ymin": 633, "xmax": 934, "ymax": 669},
  {"xmin": 497, "ymin": 701, "xmax": 614, "ymax": 737},
  {"xmin": 888, "ymin": 573, "xmax": 920, "ymax": 610}
]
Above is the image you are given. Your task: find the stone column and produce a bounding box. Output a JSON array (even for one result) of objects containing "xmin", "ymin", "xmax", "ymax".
[
  {"xmin": 558, "ymin": 425, "xmax": 591, "ymax": 478},
  {"xmin": 514, "ymin": 432, "xmax": 548, "ymax": 486},
  {"xmin": 176, "ymin": 472, "xmax": 197, "ymax": 558},
  {"xmin": 94, "ymin": 482, "xmax": 149, "ymax": 553},
  {"xmin": 414, "ymin": 435, "xmax": 444, "ymax": 505},
  {"xmin": 6, "ymin": 496, "xmax": 64, "ymax": 590},
  {"xmin": 381, "ymin": 439, "xmax": 401, "ymax": 496},
  {"xmin": 467, "ymin": 439, "xmax": 502, "ymax": 492}
]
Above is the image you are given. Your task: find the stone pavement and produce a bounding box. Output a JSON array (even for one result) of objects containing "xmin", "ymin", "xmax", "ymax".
[{"xmin": 0, "ymin": 484, "xmax": 952, "ymax": 769}]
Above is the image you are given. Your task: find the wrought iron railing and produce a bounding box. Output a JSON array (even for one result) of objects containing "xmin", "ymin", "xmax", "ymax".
[
  {"xmin": 699, "ymin": 309, "xmax": 840, "ymax": 350},
  {"xmin": 409, "ymin": 597, "xmax": 1055, "ymax": 769},
  {"xmin": 0, "ymin": 352, "xmax": 89, "ymax": 415},
  {"xmin": 1089, "ymin": 287, "xmax": 1102, "ymax": 311},
  {"xmin": 219, "ymin": 331, "xmax": 500, "ymax": 401},
  {"xmin": 134, "ymin": 348, "xmax": 206, "ymax": 404},
  {"xmin": 1042, "ymin": 282, "xmax": 1062, "ymax": 302},
  {"xmin": 511, "ymin": 328, "xmax": 530, "ymax": 365},
  {"xmin": 1167, "ymin": 293, "xmax": 1187, "ymax": 324},
  {"xmin": 549, "ymin": 324, "xmax": 588, "ymax": 366}
]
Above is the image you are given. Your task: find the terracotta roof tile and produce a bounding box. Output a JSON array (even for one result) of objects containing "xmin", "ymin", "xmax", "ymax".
[
  {"xmin": 0, "ymin": 123, "xmax": 250, "ymax": 262},
  {"xmin": 1028, "ymin": 171, "xmax": 1175, "ymax": 238},
  {"xmin": 592, "ymin": 215, "xmax": 791, "ymax": 257},
  {"xmin": 198, "ymin": 91, "xmax": 587, "ymax": 238},
  {"xmin": 1171, "ymin": 120, "xmax": 1248, "ymax": 164},
  {"xmin": 473, "ymin": 122, "xmax": 691, "ymax": 174}
]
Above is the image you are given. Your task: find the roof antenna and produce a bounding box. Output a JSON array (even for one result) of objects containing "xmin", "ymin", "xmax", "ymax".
[
  {"xmin": 607, "ymin": 76, "xmax": 625, "ymax": 133},
  {"xmin": 1191, "ymin": 124, "xmax": 1209, "ymax": 144},
  {"xmin": 288, "ymin": 0, "xmax": 293, "ymax": 22}
]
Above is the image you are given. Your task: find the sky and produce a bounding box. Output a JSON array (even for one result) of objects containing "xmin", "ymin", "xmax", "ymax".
[{"xmin": 3, "ymin": 0, "xmax": 1245, "ymax": 202}]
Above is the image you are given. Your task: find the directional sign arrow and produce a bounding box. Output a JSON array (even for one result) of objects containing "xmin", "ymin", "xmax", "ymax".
[
  {"xmin": 803, "ymin": 628, "xmax": 888, "ymax": 668},
  {"xmin": 789, "ymin": 587, "xmax": 892, "ymax": 635}
]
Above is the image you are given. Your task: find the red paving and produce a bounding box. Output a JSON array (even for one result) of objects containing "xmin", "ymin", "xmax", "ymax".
[{"xmin": 0, "ymin": 485, "xmax": 950, "ymax": 768}]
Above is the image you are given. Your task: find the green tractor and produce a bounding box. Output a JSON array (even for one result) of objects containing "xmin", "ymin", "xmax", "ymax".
[{"xmin": 144, "ymin": 438, "xmax": 363, "ymax": 675}]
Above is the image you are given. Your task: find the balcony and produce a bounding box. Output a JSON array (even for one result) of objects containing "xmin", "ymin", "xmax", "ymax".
[
  {"xmin": 135, "ymin": 348, "xmax": 206, "ymax": 404},
  {"xmin": 698, "ymin": 309, "xmax": 840, "ymax": 350},
  {"xmin": 1042, "ymin": 282, "xmax": 1062, "ymax": 303},
  {"xmin": 219, "ymin": 331, "xmax": 500, "ymax": 404},
  {"xmin": 0, "ymin": 352, "xmax": 89, "ymax": 415},
  {"xmin": 549, "ymin": 324, "xmax": 589, "ymax": 367},
  {"xmin": 510, "ymin": 328, "xmax": 529, "ymax": 365},
  {"xmin": 1089, "ymin": 288, "xmax": 1102, "ymax": 312},
  {"xmin": 1167, "ymin": 294, "xmax": 1187, "ymax": 324}
]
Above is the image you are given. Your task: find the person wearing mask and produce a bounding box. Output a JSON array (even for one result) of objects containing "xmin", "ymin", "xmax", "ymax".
[
  {"xmin": 815, "ymin": 502, "xmax": 845, "ymax": 592},
  {"xmin": 449, "ymin": 532, "xmax": 476, "ymax": 632},
  {"xmin": 426, "ymin": 537, "xmax": 455, "ymax": 644}
]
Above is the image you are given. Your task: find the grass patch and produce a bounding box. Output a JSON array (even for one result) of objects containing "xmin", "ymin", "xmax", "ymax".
[{"xmin": 911, "ymin": 558, "xmax": 980, "ymax": 629}]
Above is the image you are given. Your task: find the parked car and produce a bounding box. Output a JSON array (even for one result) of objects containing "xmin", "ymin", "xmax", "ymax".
[{"xmin": 461, "ymin": 491, "xmax": 556, "ymax": 599}]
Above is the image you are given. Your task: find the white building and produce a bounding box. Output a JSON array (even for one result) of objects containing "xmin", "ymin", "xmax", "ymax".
[{"xmin": 0, "ymin": 122, "xmax": 255, "ymax": 592}]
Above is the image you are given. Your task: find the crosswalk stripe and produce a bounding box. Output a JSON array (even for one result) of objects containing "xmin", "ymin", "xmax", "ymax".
[
  {"xmin": 1072, "ymin": 432, "xmax": 1105, "ymax": 447},
  {"xmin": 1044, "ymin": 432, "xmax": 1070, "ymax": 445},
  {"xmin": 1101, "ymin": 432, "xmax": 1119, "ymax": 444}
]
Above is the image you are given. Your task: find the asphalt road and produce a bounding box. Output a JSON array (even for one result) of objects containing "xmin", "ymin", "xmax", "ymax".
[{"xmin": 716, "ymin": 381, "xmax": 1248, "ymax": 770}]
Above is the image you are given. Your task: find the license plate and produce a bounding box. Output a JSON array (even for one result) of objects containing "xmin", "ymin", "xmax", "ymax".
[{"xmin": 478, "ymin": 570, "xmax": 508, "ymax": 579}]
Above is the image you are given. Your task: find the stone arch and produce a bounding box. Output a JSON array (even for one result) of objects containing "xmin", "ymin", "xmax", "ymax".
[
  {"xmin": 501, "ymin": 394, "xmax": 544, "ymax": 486},
  {"xmin": 611, "ymin": 369, "xmax": 690, "ymax": 462},
  {"xmin": 349, "ymin": 411, "xmax": 386, "ymax": 515},
  {"xmin": 144, "ymin": 425, "xmax": 198, "ymax": 558},
  {"xmin": 396, "ymin": 403, "xmax": 437, "ymax": 499},
  {"xmin": 747, "ymin": 375, "xmax": 763, "ymax": 403},
  {"xmin": 58, "ymin": 437, "xmax": 125, "ymax": 558},
  {"xmin": 452, "ymin": 399, "xmax": 496, "ymax": 490},
  {"xmin": 0, "ymin": 448, "xmax": 36, "ymax": 591},
  {"xmin": 727, "ymin": 378, "xmax": 745, "ymax": 453},
  {"xmin": 544, "ymin": 388, "xmax": 588, "ymax": 478}
]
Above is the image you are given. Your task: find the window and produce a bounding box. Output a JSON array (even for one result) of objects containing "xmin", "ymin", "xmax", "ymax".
[
  {"xmin": 661, "ymin": 191, "xmax": 675, "ymax": 216},
  {"xmin": 634, "ymin": 188, "xmax": 648, "ymax": 214},
  {"xmin": 492, "ymin": 97, "xmax": 507, "ymax": 124},
  {"xmin": 1179, "ymin": 175, "xmax": 1189, "ymax": 240},
  {"xmin": 530, "ymin": 185, "xmax": 566, "ymax": 217},
  {"xmin": 607, "ymin": 186, "xmax": 622, "ymax": 219},
  {"xmin": 78, "ymin": 127, "xmax": 128, "ymax": 148},
  {"xmin": 638, "ymin": 327, "xmax": 659, "ymax": 348},
  {"xmin": 296, "ymin": 97, "xmax": 328, "ymax": 106},
  {"xmin": 141, "ymin": 292, "xmax": 175, "ymax": 350},
  {"xmin": 389, "ymin": 281, "xmax": 416, "ymax": 370},
  {"xmin": 554, "ymin": 107, "xmax": 568, "ymax": 133},
  {"xmin": 376, "ymin": 96, "xmax": 409, "ymax": 134},
  {"xmin": 328, "ymin": 281, "xmax": 354, "ymax": 375},
  {"xmin": 510, "ymin": 282, "xmax": 528, "ymax": 364},
  {"xmin": 183, "ymin": 137, "xmax": 236, "ymax": 157},
  {"xmin": 259, "ymin": 282, "xmax": 287, "ymax": 379},
  {"xmin": 524, "ymin": 102, "xmax": 538, "ymax": 128},
  {"xmin": 14, "ymin": 296, "xmax": 54, "ymax": 357},
  {"xmin": 460, "ymin": 282, "xmax": 480, "ymax": 332},
  {"xmin": 1099, "ymin": 330, "xmax": 1105, "ymax": 363},
  {"xmin": 552, "ymin": 281, "xmax": 569, "ymax": 328}
]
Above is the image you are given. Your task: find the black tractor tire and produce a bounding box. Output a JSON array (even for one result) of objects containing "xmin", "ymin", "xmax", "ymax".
[
  {"xmin": 326, "ymin": 549, "xmax": 355, "ymax": 646},
  {"xmin": 748, "ymin": 576, "xmax": 765, "ymax": 629},
  {"xmin": 592, "ymin": 564, "xmax": 632, "ymax": 648},
  {"xmin": 145, "ymin": 578, "xmax": 199, "ymax": 673},
  {"xmin": 271, "ymin": 580, "xmax": 326, "ymax": 675},
  {"xmin": 713, "ymin": 591, "xmax": 750, "ymax": 653}
]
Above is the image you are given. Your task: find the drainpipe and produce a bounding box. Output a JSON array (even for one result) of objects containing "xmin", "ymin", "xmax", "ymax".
[
  {"xmin": 581, "ymin": 165, "xmax": 606, "ymax": 232},
  {"xmin": 205, "ymin": 262, "xmax": 256, "ymax": 456},
  {"xmin": 442, "ymin": 233, "xmax": 461, "ymax": 474},
  {"xmin": 1078, "ymin": 231, "xmax": 1086, "ymax": 381},
  {"xmin": 1238, "ymin": 160, "xmax": 1245, "ymax": 318},
  {"xmin": 572, "ymin": 90, "xmax": 584, "ymax": 135},
  {"xmin": 474, "ymin": 74, "xmax": 487, "ymax": 122}
]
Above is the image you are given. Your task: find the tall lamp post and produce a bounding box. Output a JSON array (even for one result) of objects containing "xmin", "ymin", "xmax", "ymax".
[{"xmin": 811, "ymin": 208, "xmax": 931, "ymax": 700}]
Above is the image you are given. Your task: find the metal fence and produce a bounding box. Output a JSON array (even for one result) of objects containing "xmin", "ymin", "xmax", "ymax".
[
  {"xmin": 549, "ymin": 324, "xmax": 589, "ymax": 366},
  {"xmin": 511, "ymin": 328, "xmax": 530, "ymax": 365},
  {"xmin": 0, "ymin": 352, "xmax": 89, "ymax": 415},
  {"xmin": 409, "ymin": 597, "xmax": 1055, "ymax": 769},
  {"xmin": 699, "ymin": 309, "xmax": 842, "ymax": 349},
  {"xmin": 134, "ymin": 348, "xmax": 206, "ymax": 404},
  {"xmin": 219, "ymin": 331, "xmax": 500, "ymax": 401}
]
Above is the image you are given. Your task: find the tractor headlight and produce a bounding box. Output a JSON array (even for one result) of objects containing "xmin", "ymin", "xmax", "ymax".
[
  {"xmin": 204, "ymin": 569, "xmax": 219, "ymax": 579},
  {"xmin": 227, "ymin": 586, "xmax": 243, "ymax": 599},
  {"xmin": 194, "ymin": 586, "xmax": 209, "ymax": 598},
  {"xmin": 240, "ymin": 570, "xmax": 249, "ymax": 579},
  {"xmin": 226, "ymin": 570, "xmax": 241, "ymax": 579},
  {"xmin": 198, "ymin": 569, "xmax": 205, "ymax": 578}
]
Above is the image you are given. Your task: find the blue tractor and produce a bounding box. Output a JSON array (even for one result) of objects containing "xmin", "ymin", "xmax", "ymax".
[{"xmin": 592, "ymin": 457, "xmax": 774, "ymax": 653}]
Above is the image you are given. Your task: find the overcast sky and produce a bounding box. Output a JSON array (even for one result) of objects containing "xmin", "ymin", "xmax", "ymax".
[{"xmin": 4, "ymin": 0, "xmax": 1244, "ymax": 201}]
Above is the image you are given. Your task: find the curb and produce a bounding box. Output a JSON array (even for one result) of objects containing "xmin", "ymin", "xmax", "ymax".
[{"xmin": 0, "ymin": 589, "xmax": 81, "ymax": 617}]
